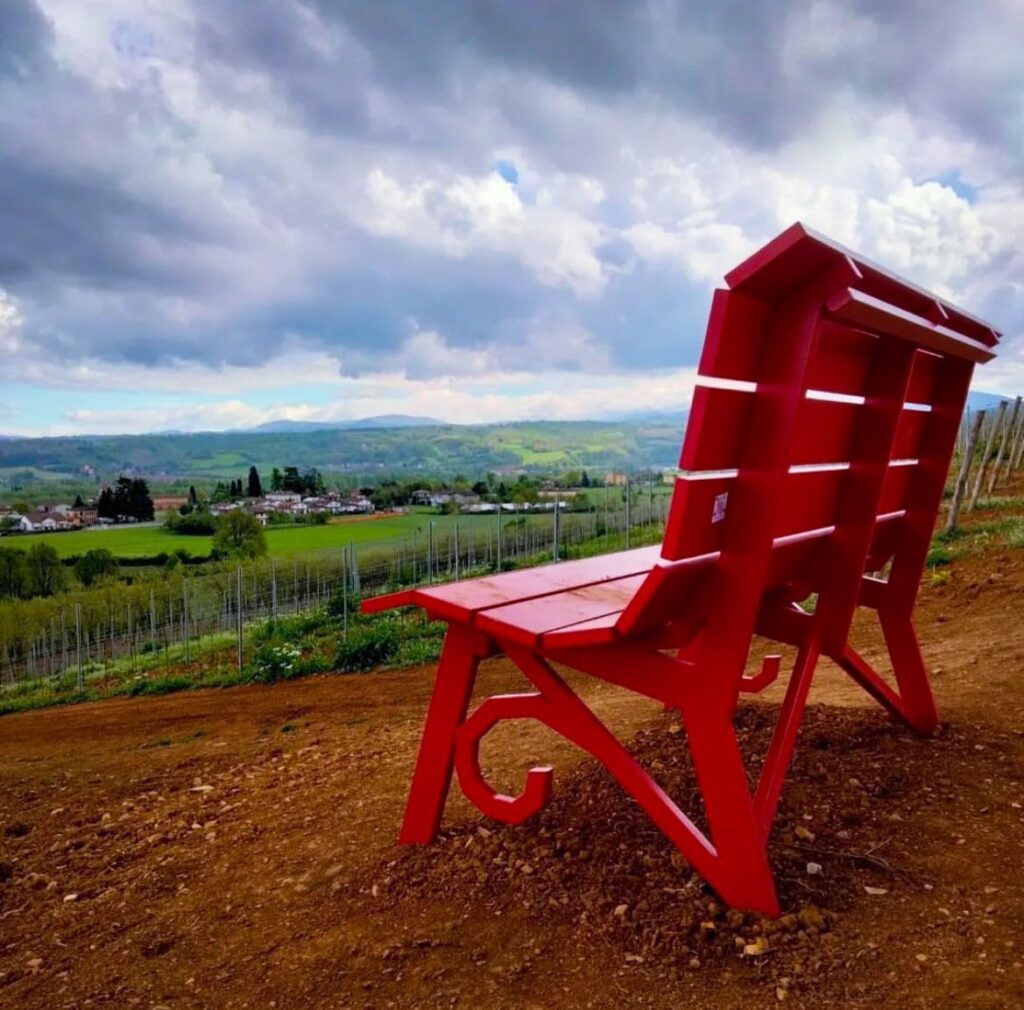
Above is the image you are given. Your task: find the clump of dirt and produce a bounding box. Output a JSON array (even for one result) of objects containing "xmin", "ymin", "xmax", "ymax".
[{"xmin": 376, "ymin": 705, "xmax": 961, "ymax": 996}]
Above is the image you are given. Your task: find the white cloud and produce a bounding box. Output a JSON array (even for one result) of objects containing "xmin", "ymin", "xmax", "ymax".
[
  {"xmin": 46, "ymin": 366, "xmax": 702, "ymax": 436},
  {"xmin": 360, "ymin": 167, "xmax": 608, "ymax": 297},
  {"xmin": 0, "ymin": 290, "xmax": 24, "ymax": 353},
  {"xmin": 861, "ymin": 180, "xmax": 999, "ymax": 295},
  {"xmin": 0, "ymin": 0, "xmax": 1021, "ymax": 439}
]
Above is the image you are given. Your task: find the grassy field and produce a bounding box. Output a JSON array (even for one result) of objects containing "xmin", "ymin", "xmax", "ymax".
[{"xmin": 1, "ymin": 509, "xmax": 564, "ymax": 560}]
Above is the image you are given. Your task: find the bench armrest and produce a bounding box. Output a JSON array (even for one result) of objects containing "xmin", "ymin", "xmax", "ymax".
[{"xmin": 361, "ymin": 589, "xmax": 418, "ymax": 614}]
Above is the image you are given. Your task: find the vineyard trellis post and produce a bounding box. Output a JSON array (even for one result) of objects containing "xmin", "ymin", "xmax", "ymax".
[
  {"xmin": 341, "ymin": 549, "xmax": 349, "ymax": 636},
  {"xmin": 947, "ymin": 408, "xmax": 985, "ymax": 533},
  {"xmin": 183, "ymin": 578, "xmax": 190, "ymax": 665},
  {"xmin": 625, "ymin": 478, "xmax": 631, "ymax": 549},
  {"xmin": 1005, "ymin": 396, "xmax": 1024, "ymax": 478},
  {"xmin": 989, "ymin": 396, "xmax": 1018, "ymax": 494},
  {"xmin": 236, "ymin": 565, "xmax": 243, "ymax": 671},
  {"xmin": 271, "ymin": 559, "xmax": 278, "ymax": 621},
  {"xmin": 75, "ymin": 603, "xmax": 83, "ymax": 690},
  {"xmin": 969, "ymin": 400, "xmax": 1007, "ymax": 510}
]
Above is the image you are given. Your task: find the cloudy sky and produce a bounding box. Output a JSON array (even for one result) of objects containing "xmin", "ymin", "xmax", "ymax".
[{"xmin": 1, "ymin": 0, "xmax": 1022, "ymax": 436}]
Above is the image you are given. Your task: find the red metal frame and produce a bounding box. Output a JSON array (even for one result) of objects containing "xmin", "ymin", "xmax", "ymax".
[{"xmin": 364, "ymin": 223, "xmax": 1001, "ymax": 915}]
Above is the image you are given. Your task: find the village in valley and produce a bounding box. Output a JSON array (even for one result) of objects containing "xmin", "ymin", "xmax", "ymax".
[{"xmin": 0, "ymin": 464, "xmax": 636, "ymax": 537}]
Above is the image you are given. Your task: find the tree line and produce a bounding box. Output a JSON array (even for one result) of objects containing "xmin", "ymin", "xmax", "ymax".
[
  {"xmin": 95, "ymin": 476, "xmax": 155, "ymax": 522},
  {"xmin": 204, "ymin": 466, "xmax": 327, "ymax": 505},
  {"xmin": 0, "ymin": 544, "xmax": 121, "ymax": 600}
]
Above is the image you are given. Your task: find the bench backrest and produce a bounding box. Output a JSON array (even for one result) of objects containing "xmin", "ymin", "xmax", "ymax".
[{"xmin": 617, "ymin": 224, "xmax": 1000, "ymax": 661}]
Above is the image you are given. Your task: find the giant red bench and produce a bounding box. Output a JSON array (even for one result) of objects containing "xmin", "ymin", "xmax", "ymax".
[{"xmin": 364, "ymin": 223, "xmax": 1000, "ymax": 915}]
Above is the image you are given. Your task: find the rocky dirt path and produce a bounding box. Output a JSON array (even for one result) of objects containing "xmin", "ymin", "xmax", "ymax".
[{"xmin": 1, "ymin": 548, "xmax": 1022, "ymax": 1009}]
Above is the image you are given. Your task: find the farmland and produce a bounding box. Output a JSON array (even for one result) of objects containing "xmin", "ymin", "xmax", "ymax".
[{"xmin": 1, "ymin": 509, "xmax": 570, "ymax": 560}]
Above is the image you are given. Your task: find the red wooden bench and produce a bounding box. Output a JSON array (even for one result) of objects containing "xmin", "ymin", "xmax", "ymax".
[{"xmin": 364, "ymin": 223, "xmax": 1000, "ymax": 915}]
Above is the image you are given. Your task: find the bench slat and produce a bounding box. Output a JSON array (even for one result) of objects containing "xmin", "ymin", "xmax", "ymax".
[
  {"xmin": 827, "ymin": 288, "xmax": 996, "ymax": 364},
  {"xmin": 697, "ymin": 288, "xmax": 769, "ymax": 383},
  {"xmin": 680, "ymin": 386, "xmax": 754, "ymax": 471},
  {"xmin": 474, "ymin": 574, "xmax": 648, "ymax": 647},
  {"xmin": 406, "ymin": 546, "xmax": 660, "ymax": 622},
  {"xmin": 806, "ymin": 321, "xmax": 877, "ymax": 396}
]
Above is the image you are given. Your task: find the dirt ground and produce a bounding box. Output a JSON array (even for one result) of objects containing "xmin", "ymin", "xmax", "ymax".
[{"xmin": 2, "ymin": 542, "xmax": 1023, "ymax": 1009}]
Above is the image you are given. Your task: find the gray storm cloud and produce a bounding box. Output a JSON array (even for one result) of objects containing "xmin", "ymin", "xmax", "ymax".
[{"xmin": 0, "ymin": 0, "xmax": 1021, "ymax": 385}]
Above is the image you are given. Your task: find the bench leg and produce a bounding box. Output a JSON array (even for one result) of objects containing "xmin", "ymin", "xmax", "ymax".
[
  {"xmin": 399, "ymin": 624, "xmax": 483, "ymax": 844},
  {"xmin": 837, "ymin": 613, "xmax": 939, "ymax": 735},
  {"xmin": 508, "ymin": 645, "xmax": 780, "ymax": 916},
  {"xmin": 879, "ymin": 611, "xmax": 940, "ymax": 734},
  {"xmin": 683, "ymin": 707, "xmax": 780, "ymax": 916},
  {"xmin": 752, "ymin": 633, "xmax": 822, "ymax": 842}
]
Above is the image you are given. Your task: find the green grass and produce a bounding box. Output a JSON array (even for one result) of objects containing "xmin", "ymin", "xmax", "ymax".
[
  {"xmin": 500, "ymin": 441, "xmax": 569, "ymax": 465},
  {"xmin": 3, "ymin": 525, "xmax": 203, "ymax": 559},
  {"xmin": 1, "ymin": 510, "xmax": 547, "ymax": 561}
]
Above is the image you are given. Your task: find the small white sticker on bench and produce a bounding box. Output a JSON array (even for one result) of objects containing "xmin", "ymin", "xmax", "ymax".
[{"xmin": 712, "ymin": 492, "xmax": 728, "ymax": 524}]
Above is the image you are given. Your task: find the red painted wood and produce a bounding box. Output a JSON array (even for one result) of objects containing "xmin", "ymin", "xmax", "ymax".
[
  {"xmin": 791, "ymin": 397, "xmax": 861, "ymax": 464},
  {"xmin": 363, "ymin": 223, "xmax": 1000, "ymax": 918},
  {"xmin": 679, "ymin": 386, "xmax": 755, "ymax": 471},
  {"xmin": 697, "ymin": 288, "xmax": 769, "ymax": 383},
  {"xmin": 906, "ymin": 348, "xmax": 943, "ymax": 403},
  {"xmin": 473, "ymin": 574, "xmax": 647, "ymax": 647},
  {"xmin": 806, "ymin": 321, "xmax": 877, "ymax": 396},
  {"xmin": 660, "ymin": 474, "xmax": 734, "ymax": 560},
  {"xmin": 892, "ymin": 407, "xmax": 929, "ymax": 459},
  {"xmin": 540, "ymin": 612, "xmax": 620, "ymax": 649},
  {"xmin": 407, "ymin": 546, "xmax": 659, "ymax": 622},
  {"xmin": 827, "ymin": 288, "xmax": 996, "ymax": 363},
  {"xmin": 616, "ymin": 552, "xmax": 719, "ymax": 636}
]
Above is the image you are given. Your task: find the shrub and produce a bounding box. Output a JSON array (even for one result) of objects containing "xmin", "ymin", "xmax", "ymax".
[
  {"xmin": 165, "ymin": 510, "xmax": 218, "ymax": 535},
  {"xmin": 250, "ymin": 643, "xmax": 303, "ymax": 682},
  {"xmin": 327, "ymin": 589, "xmax": 360, "ymax": 620},
  {"xmin": 926, "ymin": 546, "xmax": 956, "ymax": 568},
  {"xmin": 129, "ymin": 676, "xmax": 192, "ymax": 697},
  {"xmin": 334, "ymin": 621, "xmax": 400, "ymax": 672}
]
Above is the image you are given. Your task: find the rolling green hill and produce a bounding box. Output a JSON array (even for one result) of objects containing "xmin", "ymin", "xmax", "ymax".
[{"xmin": 0, "ymin": 418, "xmax": 687, "ymax": 491}]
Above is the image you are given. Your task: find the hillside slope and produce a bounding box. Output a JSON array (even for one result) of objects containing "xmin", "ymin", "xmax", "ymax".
[{"xmin": 0, "ymin": 418, "xmax": 688, "ymax": 482}]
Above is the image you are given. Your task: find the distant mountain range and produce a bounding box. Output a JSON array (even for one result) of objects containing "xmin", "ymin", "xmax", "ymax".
[
  {"xmin": 966, "ymin": 391, "xmax": 1015, "ymax": 412},
  {"xmin": 0, "ymin": 391, "xmax": 1013, "ymax": 487},
  {"xmin": 245, "ymin": 414, "xmax": 445, "ymax": 433}
]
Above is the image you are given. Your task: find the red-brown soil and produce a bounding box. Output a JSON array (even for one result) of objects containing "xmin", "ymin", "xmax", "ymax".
[{"xmin": 1, "ymin": 546, "xmax": 1023, "ymax": 1009}]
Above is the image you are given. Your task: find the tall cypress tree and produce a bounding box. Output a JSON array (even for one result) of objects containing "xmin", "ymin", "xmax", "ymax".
[{"xmin": 247, "ymin": 466, "xmax": 263, "ymax": 498}]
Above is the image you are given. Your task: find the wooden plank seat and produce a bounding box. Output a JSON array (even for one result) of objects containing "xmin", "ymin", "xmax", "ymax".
[{"xmin": 363, "ymin": 223, "xmax": 1001, "ymax": 915}]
